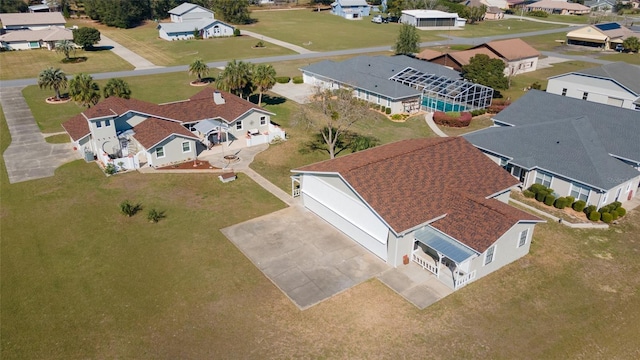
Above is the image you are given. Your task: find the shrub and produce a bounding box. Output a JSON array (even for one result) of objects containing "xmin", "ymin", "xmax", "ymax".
[
  {"xmin": 544, "ymin": 194, "xmax": 555, "ymax": 206},
  {"xmin": 275, "ymin": 76, "xmax": 290, "ymax": 84},
  {"xmin": 589, "ymin": 211, "xmax": 601, "ymax": 222},
  {"xmin": 385, "ymin": 107, "xmax": 391, "ymax": 115},
  {"xmin": 528, "ymin": 10, "xmax": 549, "ymax": 18},
  {"xmin": 432, "ymin": 111, "xmax": 472, "ymax": 127},
  {"xmin": 554, "ymin": 197, "xmax": 567, "ymax": 209},
  {"xmin": 535, "ymin": 191, "xmax": 548, "ymax": 202},
  {"xmin": 391, "ymin": 114, "xmax": 404, "ymax": 121},
  {"xmin": 610, "ymin": 209, "xmax": 619, "ymax": 220},
  {"xmin": 147, "ymin": 208, "xmax": 166, "ymax": 223},
  {"xmin": 598, "ymin": 205, "xmax": 610, "ymax": 214},
  {"xmin": 120, "ymin": 200, "xmax": 142, "ymax": 217},
  {"xmin": 530, "ymin": 81, "xmax": 542, "ymax": 90},
  {"xmin": 601, "ymin": 212, "xmax": 613, "ymax": 223},
  {"xmin": 104, "ymin": 163, "xmax": 117, "ymax": 175},
  {"xmin": 233, "ymin": 28, "xmax": 241, "ymax": 36},
  {"xmin": 255, "ymin": 41, "xmax": 265, "ymax": 47},
  {"xmin": 617, "ymin": 207, "xmax": 626, "ymax": 217},
  {"xmin": 583, "ymin": 204, "xmax": 596, "ymax": 215},
  {"xmin": 572, "ymin": 200, "xmax": 586, "ymax": 212},
  {"xmin": 487, "ymin": 99, "xmax": 511, "ymax": 114},
  {"xmin": 565, "ymin": 196, "xmax": 575, "ymax": 206},
  {"xmin": 292, "ymin": 76, "xmax": 303, "ymax": 84},
  {"xmin": 523, "ymin": 189, "xmax": 535, "ymax": 198},
  {"xmin": 529, "ymin": 183, "xmax": 546, "ymax": 195},
  {"xmin": 470, "ymin": 109, "xmax": 486, "ymax": 117},
  {"xmin": 611, "ymin": 201, "xmax": 622, "ymax": 210}
]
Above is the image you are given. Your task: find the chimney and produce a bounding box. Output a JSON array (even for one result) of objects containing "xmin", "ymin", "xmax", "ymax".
[{"xmin": 213, "ymin": 91, "xmax": 225, "ymax": 105}]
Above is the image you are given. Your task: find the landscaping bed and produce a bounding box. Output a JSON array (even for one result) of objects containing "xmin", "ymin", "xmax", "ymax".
[{"xmin": 511, "ymin": 190, "xmax": 591, "ymax": 224}]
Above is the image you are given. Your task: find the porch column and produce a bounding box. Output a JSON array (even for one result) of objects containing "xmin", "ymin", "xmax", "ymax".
[{"xmin": 436, "ymin": 253, "xmax": 443, "ymax": 278}]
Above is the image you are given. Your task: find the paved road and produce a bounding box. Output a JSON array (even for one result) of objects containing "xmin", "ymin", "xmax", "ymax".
[{"xmin": 0, "ymin": 87, "xmax": 78, "ymax": 183}]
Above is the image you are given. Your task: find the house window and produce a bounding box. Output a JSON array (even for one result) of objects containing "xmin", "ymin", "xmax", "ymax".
[
  {"xmin": 601, "ymin": 192, "xmax": 608, "ymax": 205},
  {"xmin": 260, "ymin": 116, "xmax": 266, "ymax": 126},
  {"xmin": 96, "ymin": 121, "xmax": 102, "ymax": 128},
  {"xmin": 376, "ymin": 95, "xmax": 381, "ymax": 104},
  {"xmin": 182, "ymin": 141, "xmax": 191, "ymax": 153},
  {"xmin": 105, "ymin": 119, "xmax": 111, "ymax": 127},
  {"xmin": 535, "ymin": 171, "xmax": 552, "ymax": 187},
  {"xmin": 365, "ymin": 92, "xmax": 369, "ymax": 100},
  {"xmin": 570, "ymin": 183, "xmax": 590, "ymax": 202},
  {"xmin": 582, "ymin": 92, "xmax": 589, "ymax": 100},
  {"xmin": 155, "ymin": 146, "xmax": 165, "ymax": 158},
  {"xmin": 635, "ymin": 104, "xmax": 640, "ymax": 111},
  {"xmin": 561, "ymin": 88, "xmax": 567, "ymax": 96},
  {"xmin": 357, "ymin": 89, "xmax": 361, "ymax": 97},
  {"xmin": 236, "ymin": 120, "xmax": 243, "ymax": 131},
  {"xmin": 484, "ymin": 245, "xmax": 496, "ymax": 265},
  {"xmin": 387, "ymin": 98, "xmax": 391, "ymax": 106},
  {"xmin": 518, "ymin": 229, "xmax": 529, "ymax": 248},
  {"xmin": 499, "ymin": 158, "xmax": 508, "ymax": 168}
]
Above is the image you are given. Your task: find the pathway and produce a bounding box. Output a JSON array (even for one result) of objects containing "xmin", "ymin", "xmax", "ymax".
[
  {"xmin": 424, "ymin": 112, "xmax": 448, "ymax": 137},
  {"xmin": 0, "ymin": 87, "xmax": 78, "ymax": 184},
  {"xmin": 241, "ymin": 29, "xmax": 316, "ymax": 55},
  {"xmin": 97, "ymin": 34, "xmax": 162, "ymax": 70}
]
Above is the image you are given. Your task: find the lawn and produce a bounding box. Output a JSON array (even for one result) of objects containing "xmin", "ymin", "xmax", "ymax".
[
  {"xmin": 68, "ymin": 18, "xmax": 295, "ymax": 67},
  {"xmin": 239, "ymin": 9, "xmax": 443, "ymax": 52},
  {"xmin": 0, "ymin": 47, "xmax": 134, "ymax": 80},
  {"xmin": 439, "ymin": 18, "xmax": 566, "ymax": 39}
]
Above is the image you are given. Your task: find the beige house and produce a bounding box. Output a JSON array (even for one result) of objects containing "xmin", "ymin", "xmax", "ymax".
[
  {"xmin": 526, "ymin": 0, "xmax": 590, "ymax": 14},
  {"xmin": 566, "ymin": 22, "xmax": 636, "ymax": 50}
]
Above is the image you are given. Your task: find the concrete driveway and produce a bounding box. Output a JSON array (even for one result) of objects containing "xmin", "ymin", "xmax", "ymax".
[{"xmin": 221, "ymin": 205, "xmax": 388, "ymax": 310}]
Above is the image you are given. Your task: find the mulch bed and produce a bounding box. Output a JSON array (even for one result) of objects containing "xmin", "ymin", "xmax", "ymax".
[{"xmin": 157, "ymin": 161, "xmax": 220, "ymax": 170}]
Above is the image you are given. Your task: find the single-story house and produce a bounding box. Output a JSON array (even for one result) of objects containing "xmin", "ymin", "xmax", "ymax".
[
  {"xmin": 291, "ymin": 137, "xmax": 543, "ymax": 290},
  {"xmin": 331, "ymin": 0, "xmax": 370, "ymax": 20},
  {"xmin": 546, "ymin": 62, "xmax": 640, "ymax": 111},
  {"xmin": 28, "ymin": 4, "xmax": 51, "ymax": 13},
  {"xmin": 158, "ymin": 2, "xmax": 234, "ymax": 41},
  {"xmin": 62, "ymin": 88, "xmax": 284, "ymax": 170},
  {"xmin": 566, "ymin": 22, "xmax": 636, "ymax": 50},
  {"xmin": 464, "ymin": 0, "xmax": 507, "ymax": 19},
  {"xmin": 525, "ymin": 0, "xmax": 590, "ymax": 14},
  {"xmin": 426, "ymin": 47, "xmax": 502, "ymax": 72},
  {"xmin": 0, "ymin": 12, "xmax": 66, "ymax": 31},
  {"xmin": 415, "ymin": 48, "xmax": 444, "ymax": 61},
  {"xmin": 584, "ymin": 0, "xmax": 617, "ymax": 12},
  {"xmin": 300, "ymin": 55, "xmax": 493, "ymax": 114},
  {"xmin": 400, "ymin": 10, "xmax": 466, "ymax": 29},
  {"xmin": 485, "ymin": 6, "xmax": 505, "ymax": 20},
  {"xmin": 464, "ymin": 90, "xmax": 640, "ymax": 207},
  {"xmin": 0, "ymin": 27, "xmax": 73, "ymax": 50}
]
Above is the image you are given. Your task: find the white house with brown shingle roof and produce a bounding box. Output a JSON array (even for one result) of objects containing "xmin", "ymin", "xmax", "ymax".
[
  {"xmin": 62, "ymin": 88, "xmax": 284, "ymax": 170},
  {"xmin": 471, "ymin": 38, "xmax": 541, "ymax": 75},
  {"xmin": 291, "ymin": 137, "xmax": 543, "ymax": 290}
]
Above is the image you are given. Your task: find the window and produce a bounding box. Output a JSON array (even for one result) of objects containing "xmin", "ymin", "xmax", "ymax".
[
  {"xmin": 607, "ymin": 97, "xmax": 623, "ymax": 107},
  {"xmin": 236, "ymin": 120, "xmax": 243, "ymax": 131},
  {"xmin": 570, "ymin": 183, "xmax": 590, "ymax": 202},
  {"xmin": 387, "ymin": 98, "xmax": 391, "ymax": 106},
  {"xmin": 260, "ymin": 116, "xmax": 266, "ymax": 126},
  {"xmin": 634, "ymin": 104, "xmax": 640, "ymax": 111},
  {"xmin": 357, "ymin": 89, "xmax": 361, "ymax": 97},
  {"xmin": 484, "ymin": 245, "xmax": 496, "ymax": 265},
  {"xmin": 582, "ymin": 92, "xmax": 589, "ymax": 100},
  {"xmin": 155, "ymin": 146, "xmax": 165, "ymax": 158},
  {"xmin": 365, "ymin": 92, "xmax": 369, "ymax": 100},
  {"xmin": 561, "ymin": 88, "xmax": 567, "ymax": 96},
  {"xmin": 601, "ymin": 192, "xmax": 608, "ymax": 205},
  {"xmin": 182, "ymin": 141, "xmax": 191, "ymax": 153},
  {"xmin": 105, "ymin": 119, "xmax": 111, "ymax": 127},
  {"xmin": 376, "ymin": 95, "xmax": 381, "ymax": 104},
  {"xmin": 535, "ymin": 171, "xmax": 552, "ymax": 187},
  {"xmin": 96, "ymin": 121, "xmax": 102, "ymax": 128},
  {"xmin": 499, "ymin": 158, "xmax": 508, "ymax": 168},
  {"xmin": 518, "ymin": 229, "xmax": 528, "ymax": 248}
]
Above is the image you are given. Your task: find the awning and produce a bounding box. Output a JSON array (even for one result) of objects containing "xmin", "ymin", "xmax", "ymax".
[
  {"xmin": 193, "ymin": 119, "xmax": 229, "ymax": 134},
  {"xmin": 414, "ymin": 226, "xmax": 476, "ymax": 264}
]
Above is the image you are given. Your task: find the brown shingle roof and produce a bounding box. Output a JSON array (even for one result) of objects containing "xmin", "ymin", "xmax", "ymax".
[
  {"xmin": 294, "ymin": 137, "xmax": 540, "ymax": 251},
  {"xmin": 448, "ymin": 47, "xmax": 502, "ymax": 66},
  {"xmin": 132, "ymin": 118, "xmax": 198, "ymax": 149},
  {"xmin": 81, "ymin": 97, "xmax": 164, "ymax": 120},
  {"xmin": 61, "ymin": 114, "xmax": 90, "ymax": 141},
  {"xmin": 416, "ymin": 48, "xmax": 443, "ymax": 61},
  {"xmin": 482, "ymin": 38, "xmax": 541, "ymax": 61}
]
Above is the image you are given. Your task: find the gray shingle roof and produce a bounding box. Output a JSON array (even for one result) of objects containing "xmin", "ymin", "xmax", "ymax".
[
  {"xmin": 300, "ymin": 55, "xmax": 461, "ymax": 100},
  {"xmin": 573, "ymin": 62, "xmax": 640, "ymax": 95},
  {"xmin": 157, "ymin": 19, "xmax": 230, "ymax": 33},
  {"xmin": 168, "ymin": 2, "xmax": 210, "ymax": 16}
]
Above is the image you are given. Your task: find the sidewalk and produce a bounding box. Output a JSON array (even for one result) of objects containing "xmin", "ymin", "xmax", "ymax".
[
  {"xmin": 241, "ymin": 29, "xmax": 316, "ymax": 54},
  {"xmin": 98, "ymin": 34, "xmax": 161, "ymax": 70},
  {"xmin": 424, "ymin": 112, "xmax": 448, "ymax": 137}
]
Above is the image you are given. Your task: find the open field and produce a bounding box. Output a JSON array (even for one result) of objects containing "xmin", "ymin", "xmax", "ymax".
[
  {"xmin": 240, "ymin": 10, "xmax": 443, "ymax": 52},
  {"xmin": 437, "ymin": 18, "xmax": 566, "ymax": 39},
  {"xmin": 3, "ymin": 102, "xmax": 640, "ymax": 357},
  {"xmin": 0, "ymin": 47, "xmax": 133, "ymax": 80},
  {"xmin": 599, "ymin": 52, "xmax": 640, "ymax": 65}
]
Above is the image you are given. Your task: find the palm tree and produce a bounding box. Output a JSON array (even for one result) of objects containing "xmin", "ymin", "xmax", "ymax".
[
  {"xmin": 103, "ymin": 78, "xmax": 132, "ymax": 99},
  {"xmin": 69, "ymin": 73, "xmax": 100, "ymax": 107},
  {"xmin": 216, "ymin": 59, "xmax": 253, "ymax": 99},
  {"xmin": 252, "ymin": 64, "xmax": 276, "ymax": 106},
  {"xmin": 55, "ymin": 39, "xmax": 75, "ymax": 60},
  {"xmin": 188, "ymin": 58, "xmax": 209, "ymax": 83},
  {"xmin": 38, "ymin": 67, "xmax": 68, "ymax": 100}
]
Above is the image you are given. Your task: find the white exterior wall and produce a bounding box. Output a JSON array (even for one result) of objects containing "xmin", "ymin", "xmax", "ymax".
[
  {"xmin": 147, "ymin": 136, "xmax": 196, "ymax": 167},
  {"xmin": 227, "ymin": 111, "xmax": 271, "ymax": 140},
  {"xmin": 203, "ymin": 23, "xmax": 234, "ymax": 38},
  {"xmin": 0, "ymin": 41, "xmax": 34, "ymax": 50},
  {"xmin": 505, "ymin": 57, "xmax": 539, "ymax": 76},
  {"xmin": 547, "ymin": 75, "xmax": 638, "ymax": 110}
]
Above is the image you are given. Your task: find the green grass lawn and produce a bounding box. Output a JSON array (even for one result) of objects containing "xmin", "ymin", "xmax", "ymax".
[
  {"xmin": 598, "ymin": 52, "xmax": 640, "ymax": 65},
  {"xmin": 439, "ymin": 19, "xmax": 566, "ymax": 39},
  {"xmin": 44, "ymin": 133, "xmax": 71, "ymax": 144},
  {"xmin": 524, "ymin": 13, "xmax": 591, "ymax": 24}
]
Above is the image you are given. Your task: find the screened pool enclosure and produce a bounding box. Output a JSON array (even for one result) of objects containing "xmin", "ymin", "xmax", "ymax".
[{"xmin": 389, "ymin": 67, "xmax": 493, "ymax": 112}]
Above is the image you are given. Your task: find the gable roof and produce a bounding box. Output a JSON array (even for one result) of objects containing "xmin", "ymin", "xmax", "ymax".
[
  {"xmin": 168, "ymin": 2, "xmax": 212, "ymax": 16},
  {"xmin": 157, "ymin": 19, "xmax": 232, "ymax": 34},
  {"xmin": 415, "ymin": 48, "xmax": 443, "ymax": 61},
  {"xmin": 479, "ymin": 38, "xmax": 540, "ymax": 61},
  {"xmin": 301, "ymin": 55, "xmax": 461, "ymax": 100},
  {"xmin": 571, "ymin": 62, "xmax": 640, "ymax": 95},
  {"xmin": 61, "ymin": 114, "xmax": 90, "ymax": 141},
  {"xmin": 293, "ymin": 137, "xmax": 539, "ymax": 252},
  {"xmin": 132, "ymin": 118, "xmax": 199, "ymax": 149},
  {"xmin": 334, "ymin": 0, "xmax": 369, "ymax": 6},
  {"xmin": 435, "ymin": 47, "xmax": 501, "ymax": 68},
  {"xmin": 526, "ymin": 0, "xmax": 590, "ymax": 11},
  {"xmin": 0, "ymin": 27, "xmax": 73, "ymax": 42},
  {"xmin": 0, "ymin": 12, "xmax": 66, "ymax": 27},
  {"xmin": 464, "ymin": 116, "xmax": 640, "ymax": 190}
]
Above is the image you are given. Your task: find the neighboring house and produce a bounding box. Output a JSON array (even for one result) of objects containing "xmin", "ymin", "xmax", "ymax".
[
  {"xmin": 29, "ymin": 4, "xmax": 52, "ymax": 13},
  {"xmin": 584, "ymin": 0, "xmax": 617, "ymax": 12},
  {"xmin": 485, "ymin": 6, "xmax": 505, "ymax": 20},
  {"xmin": 464, "ymin": 0, "xmax": 506, "ymax": 19},
  {"xmin": 62, "ymin": 88, "xmax": 284, "ymax": 169},
  {"xmin": 546, "ymin": 62, "xmax": 640, "ymax": 110},
  {"xmin": 0, "ymin": 12, "xmax": 66, "ymax": 31},
  {"xmin": 464, "ymin": 90, "xmax": 640, "ymax": 208},
  {"xmin": 566, "ymin": 22, "xmax": 636, "ymax": 50},
  {"xmin": 157, "ymin": 2, "xmax": 234, "ymax": 40},
  {"xmin": 426, "ymin": 47, "xmax": 501, "ymax": 72},
  {"xmin": 331, "ymin": 0, "xmax": 370, "ymax": 20},
  {"xmin": 291, "ymin": 137, "xmax": 543, "ymax": 290},
  {"xmin": 0, "ymin": 27, "xmax": 73, "ymax": 50},
  {"xmin": 525, "ymin": 0, "xmax": 590, "ymax": 14},
  {"xmin": 300, "ymin": 55, "xmax": 494, "ymax": 114},
  {"xmin": 415, "ymin": 48, "xmax": 443, "ymax": 61},
  {"xmin": 400, "ymin": 10, "xmax": 466, "ymax": 29}
]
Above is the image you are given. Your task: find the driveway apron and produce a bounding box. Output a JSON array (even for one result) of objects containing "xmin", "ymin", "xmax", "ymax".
[{"xmin": 1, "ymin": 87, "xmax": 78, "ymax": 183}]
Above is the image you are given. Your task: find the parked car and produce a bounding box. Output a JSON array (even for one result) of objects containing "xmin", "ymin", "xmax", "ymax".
[
  {"xmin": 385, "ymin": 15, "xmax": 399, "ymax": 23},
  {"xmin": 615, "ymin": 44, "xmax": 624, "ymax": 52},
  {"xmin": 372, "ymin": 15, "xmax": 384, "ymax": 24}
]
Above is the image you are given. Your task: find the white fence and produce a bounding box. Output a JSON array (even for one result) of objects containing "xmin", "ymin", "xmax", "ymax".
[
  {"xmin": 98, "ymin": 152, "xmax": 140, "ymax": 172},
  {"xmin": 245, "ymin": 124, "xmax": 286, "ymax": 147}
]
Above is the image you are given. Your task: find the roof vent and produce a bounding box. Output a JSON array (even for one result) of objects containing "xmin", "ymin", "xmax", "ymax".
[{"xmin": 213, "ymin": 91, "xmax": 225, "ymax": 105}]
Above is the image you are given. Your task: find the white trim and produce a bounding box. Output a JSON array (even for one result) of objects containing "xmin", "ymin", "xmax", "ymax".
[
  {"xmin": 181, "ymin": 141, "xmax": 191, "ymax": 153},
  {"xmin": 155, "ymin": 146, "xmax": 165, "ymax": 159},
  {"xmin": 484, "ymin": 245, "xmax": 496, "ymax": 266},
  {"xmin": 236, "ymin": 120, "xmax": 243, "ymax": 131},
  {"xmin": 517, "ymin": 229, "xmax": 528, "ymax": 248}
]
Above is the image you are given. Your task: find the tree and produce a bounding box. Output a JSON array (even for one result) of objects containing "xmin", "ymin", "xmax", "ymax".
[
  {"xmin": 622, "ymin": 36, "xmax": 639, "ymax": 52},
  {"xmin": 296, "ymin": 87, "xmax": 371, "ymax": 159},
  {"xmin": 103, "ymin": 78, "xmax": 132, "ymax": 99},
  {"xmin": 38, "ymin": 67, "xmax": 68, "ymax": 100},
  {"xmin": 394, "ymin": 23, "xmax": 420, "ymax": 55},
  {"xmin": 252, "ymin": 64, "xmax": 276, "ymax": 106},
  {"xmin": 72, "ymin": 27, "xmax": 101, "ymax": 49},
  {"xmin": 84, "ymin": 0, "xmax": 152, "ymax": 28},
  {"xmin": 213, "ymin": 0, "xmax": 252, "ymax": 24},
  {"xmin": 461, "ymin": 54, "xmax": 508, "ymax": 92},
  {"xmin": 69, "ymin": 73, "xmax": 101, "ymax": 107},
  {"xmin": 460, "ymin": 5, "xmax": 487, "ymax": 24},
  {"xmin": 0, "ymin": 0, "xmax": 28, "ymax": 12},
  {"xmin": 55, "ymin": 40, "xmax": 76, "ymax": 60},
  {"xmin": 188, "ymin": 58, "xmax": 209, "ymax": 83},
  {"xmin": 216, "ymin": 59, "xmax": 254, "ymax": 99}
]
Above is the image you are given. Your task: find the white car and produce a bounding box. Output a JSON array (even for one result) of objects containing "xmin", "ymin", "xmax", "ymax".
[{"xmin": 371, "ymin": 15, "xmax": 383, "ymax": 24}]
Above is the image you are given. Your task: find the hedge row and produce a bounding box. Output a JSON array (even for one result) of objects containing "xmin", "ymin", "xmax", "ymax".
[
  {"xmin": 587, "ymin": 201, "xmax": 627, "ymax": 223},
  {"xmin": 292, "ymin": 76, "xmax": 303, "ymax": 84},
  {"xmin": 371, "ymin": 104, "xmax": 393, "ymax": 114},
  {"xmin": 487, "ymin": 100, "xmax": 511, "ymax": 114},
  {"xmin": 433, "ymin": 111, "xmax": 472, "ymax": 127},
  {"xmin": 275, "ymin": 76, "xmax": 290, "ymax": 84}
]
